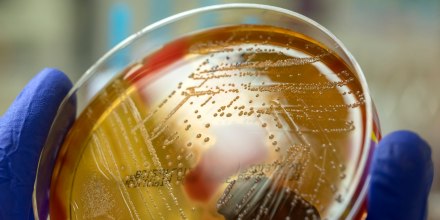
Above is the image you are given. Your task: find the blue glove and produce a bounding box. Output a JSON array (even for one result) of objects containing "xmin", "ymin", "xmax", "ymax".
[
  {"xmin": 368, "ymin": 130, "xmax": 433, "ymax": 220},
  {"xmin": 0, "ymin": 68, "xmax": 72, "ymax": 219}
]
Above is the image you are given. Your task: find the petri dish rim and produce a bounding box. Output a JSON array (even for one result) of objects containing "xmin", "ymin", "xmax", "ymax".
[{"xmin": 33, "ymin": 3, "xmax": 374, "ymax": 219}]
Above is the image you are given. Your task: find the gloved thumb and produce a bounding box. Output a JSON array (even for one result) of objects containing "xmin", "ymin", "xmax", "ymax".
[
  {"xmin": 0, "ymin": 68, "xmax": 72, "ymax": 219},
  {"xmin": 367, "ymin": 130, "xmax": 433, "ymax": 220}
]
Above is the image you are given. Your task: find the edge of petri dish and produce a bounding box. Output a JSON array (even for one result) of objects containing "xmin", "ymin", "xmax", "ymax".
[{"xmin": 33, "ymin": 3, "xmax": 374, "ymax": 219}]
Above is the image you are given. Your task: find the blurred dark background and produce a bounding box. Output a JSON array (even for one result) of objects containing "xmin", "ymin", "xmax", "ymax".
[{"xmin": 1, "ymin": 0, "xmax": 439, "ymax": 218}]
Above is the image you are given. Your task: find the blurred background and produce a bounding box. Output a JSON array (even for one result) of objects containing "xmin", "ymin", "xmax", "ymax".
[{"xmin": 1, "ymin": 0, "xmax": 439, "ymax": 218}]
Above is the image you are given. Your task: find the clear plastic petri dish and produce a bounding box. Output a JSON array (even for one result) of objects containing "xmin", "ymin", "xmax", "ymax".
[{"xmin": 33, "ymin": 3, "xmax": 381, "ymax": 220}]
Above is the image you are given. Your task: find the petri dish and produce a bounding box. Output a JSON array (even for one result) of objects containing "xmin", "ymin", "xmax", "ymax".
[{"xmin": 33, "ymin": 4, "xmax": 381, "ymax": 220}]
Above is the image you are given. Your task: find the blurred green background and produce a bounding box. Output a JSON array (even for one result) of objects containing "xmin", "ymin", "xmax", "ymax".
[{"xmin": 1, "ymin": 0, "xmax": 439, "ymax": 218}]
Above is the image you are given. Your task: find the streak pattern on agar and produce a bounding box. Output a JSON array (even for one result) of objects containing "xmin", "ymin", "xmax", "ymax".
[{"xmin": 50, "ymin": 25, "xmax": 367, "ymax": 220}]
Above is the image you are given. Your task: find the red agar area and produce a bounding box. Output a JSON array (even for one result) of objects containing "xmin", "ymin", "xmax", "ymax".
[
  {"xmin": 126, "ymin": 37, "xmax": 189, "ymax": 84},
  {"xmin": 184, "ymin": 125, "xmax": 268, "ymax": 202}
]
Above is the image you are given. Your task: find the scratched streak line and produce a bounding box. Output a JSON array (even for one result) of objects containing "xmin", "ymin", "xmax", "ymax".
[
  {"xmin": 151, "ymin": 125, "xmax": 169, "ymax": 140},
  {"xmin": 111, "ymin": 111, "xmax": 140, "ymax": 168},
  {"xmin": 114, "ymin": 81, "xmax": 149, "ymax": 166},
  {"xmin": 274, "ymin": 100, "xmax": 312, "ymax": 148},
  {"xmin": 137, "ymin": 80, "xmax": 223, "ymax": 136},
  {"xmin": 298, "ymin": 98, "xmax": 343, "ymax": 205},
  {"xmin": 89, "ymin": 137, "xmax": 112, "ymax": 181},
  {"xmin": 200, "ymin": 95, "xmax": 213, "ymax": 107},
  {"xmin": 93, "ymin": 131, "xmax": 141, "ymax": 220},
  {"xmin": 192, "ymin": 70, "xmax": 267, "ymax": 80},
  {"xmin": 130, "ymin": 82, "xmax": 183, "ymax": 133},
  {"xmin": 194, "ymin": 53, "xmax": 328, "ymax": 75},
  {"xmin": 245, "ymin": 80, "xmax": 354, "ymax": 93},
  {"xmin": 274, "ymin": 160, "xmax": 305, "ymax": 203},
  {"xmin": 124, "ymin": 94, "xmax": 187, "ymax": 220},
  {"xmin": 142, "ymin": 189, "xmax": 158, "ymax": 220},
  {"xmin": 298, "ymin": 98, "xmax": 344, "ymax": 164},
  {"xmin": 107, "ymin": 113, "xmax": 157, "ymax": 217},
  {"xmin": 111, "ymin": 93, "xmax": 162, "ymax": 219},
  {"xmin": 132, "ymin": 95, "xmax": 189, "ymax": 132}
]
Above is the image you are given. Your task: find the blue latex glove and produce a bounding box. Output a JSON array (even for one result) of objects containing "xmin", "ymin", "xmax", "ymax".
[
  {"xmin": 367, "ymin": 131, "xmax": 433, "ymax": 220},
  {"xmin": 0, "ymin": 68, "xmax": 434, "ymax": 219},
  {"xmin": 0, "ymin": 68, "xmax": 72, "ymax": 219}
]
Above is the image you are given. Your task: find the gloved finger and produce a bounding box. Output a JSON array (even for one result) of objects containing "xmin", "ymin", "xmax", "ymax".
[
  {"xmin": 0, "ymin": 68, "xmax": 73, "ymax": 219},
  {"xmin": 367, "ymin": 130, "xmax": 433, "ymax": 220}
]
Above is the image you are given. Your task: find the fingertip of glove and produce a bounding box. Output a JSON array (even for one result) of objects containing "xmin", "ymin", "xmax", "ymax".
[
  {"xmin": 35, "ymin": 68, "xmax": 73, "ymax": 94},
  {"xmin": 376, "ymin": 130, "xmax": 432, "ymax": 167},
  {"xmin": 380, "ymin": 130, "xmax": 428, "ymax": 148},
  {"xmin": 371, "ymin": 130, "xmax": 433, "ymax": 197}
]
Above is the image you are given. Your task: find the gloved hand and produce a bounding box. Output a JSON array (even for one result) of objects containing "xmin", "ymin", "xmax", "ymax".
[
  {"xmin": 0, "ymin": 68, "xmax": 72, "ymax": 219},
  {"xmin": 367, "ymin": 130, "xmax": 433, "ymax": 220},
  {"xmin": 0, "ymin": 68, "xmax": 434, "ymax": 219}
]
